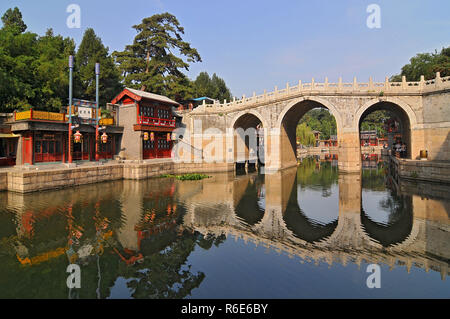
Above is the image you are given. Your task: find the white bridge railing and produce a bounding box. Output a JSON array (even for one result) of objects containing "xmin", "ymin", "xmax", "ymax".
[{"xmin": 193, "ymin": 72, "xmax": 450, "ymax": 111}]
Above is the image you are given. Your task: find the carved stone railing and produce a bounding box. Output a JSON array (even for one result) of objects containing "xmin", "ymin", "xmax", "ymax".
[{"xmin": 192, "ymin": 72, "xmax": 450, "ymax": 113}]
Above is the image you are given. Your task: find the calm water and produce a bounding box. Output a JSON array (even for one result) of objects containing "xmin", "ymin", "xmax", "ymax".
[{"xmin": 0, "ymin": 157, "xmax": 448, "ymax": 299}]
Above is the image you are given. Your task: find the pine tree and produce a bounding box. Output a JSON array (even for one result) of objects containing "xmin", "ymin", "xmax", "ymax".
[
  {"xmin": 113, "ymin": 13, "xmax": 201, "ymax": 101},
  {"xmin": 1, "ymin": 7, "xmax": 27, "ymax": 34},
  {"xmin": 75, "ymin": 28, "xmax": 122, "ymax": 106}
]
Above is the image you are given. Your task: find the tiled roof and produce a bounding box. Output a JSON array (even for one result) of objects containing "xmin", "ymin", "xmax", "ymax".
[{"xmin": 126, "ymin": 88, "xmax": 179, "ymax": 106}]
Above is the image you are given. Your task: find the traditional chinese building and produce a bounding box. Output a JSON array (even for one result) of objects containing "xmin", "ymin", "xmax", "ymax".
[
  {"xmin": 319, "ymin": 135, "xmax": 338, "ymax": 147},
  {"xmin": 111, "ymin": 88, "xmax": 180, "ymax": 160},
  {"xmin": 8, "ymin": 106, "xmax": 123, "ymax": 165},
  {"xmin": 0, "ymin": 113, "xmax": 18, "ymax": 166}
]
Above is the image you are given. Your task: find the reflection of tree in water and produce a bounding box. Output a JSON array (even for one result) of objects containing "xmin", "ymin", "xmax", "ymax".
[
  {"xmin": 284, "ymin": 179, "xmax": 338, "ymax": 243},
  {"xmin": 362, "ymin": 163, "xmax": 388, "ymax": 192},
  {"xmin": 361, "ymin": 162, "xmax": 413, "ymax": 247},
  {"xmin": 297, "ymin": 157, "xmax": 338, "ymax": 196},
  {"xmin": 121, "ymin": 229, "xmax": 212, "ymax": 299},
  {"xmin": 361, "ymin": 191, "xmax": 413, "ymax": 247},
  {"xmin": 235, "ymin": 175, "xmax": 265, "ymax": 226},
  {"xmin": 0, "ymin": 186, "xmax": 228, "ymax": 298}
]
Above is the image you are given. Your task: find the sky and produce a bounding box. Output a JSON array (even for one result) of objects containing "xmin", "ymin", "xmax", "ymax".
[{"xmin": 1, "ymin": 0, "xmax": 449, "ymax": 97}]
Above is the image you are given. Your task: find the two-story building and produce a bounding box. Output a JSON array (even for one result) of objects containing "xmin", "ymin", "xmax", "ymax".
[
  {"xmin": 111, "ymin": 88, "xmax": 180, "ymax": 160},
  {"xmin": 9, "ymin": 106, "xmax": 123, "ymax": 165}
]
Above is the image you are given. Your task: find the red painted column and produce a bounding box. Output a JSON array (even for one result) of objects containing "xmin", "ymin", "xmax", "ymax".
[
  {"xmin": 95, "ymin": 125, "xmax": 99, "ymax": 161},
  {"xmin": 62, "ymin": 133, "xmax": 66, "ymax": 163}
]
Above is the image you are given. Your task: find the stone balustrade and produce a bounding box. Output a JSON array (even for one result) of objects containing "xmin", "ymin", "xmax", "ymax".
[{"xmin": 193, "ymin": 73, "xmax": 450, "ymax": 113}]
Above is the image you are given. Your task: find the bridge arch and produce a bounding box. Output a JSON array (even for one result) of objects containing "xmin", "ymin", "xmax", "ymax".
[
  {"xmin": 355, "ymin": 97, "xmax": 417, "ymax": 129},
  {"xmin": 356, "ymin": 97, "xmax": 417, "ymax": 159},
  {"xmin": 275, "ymin": 96, "xmax": 342, "ymax": 169},
  {"xmin": 276, "ymin": 96, "xmax": 343, "ymax": 131},
  {"xmin": 230, "ymin": 109, "xmax": 269, "ymax": 131},
  {"xmin": 231, "ymin": 110, "xmax": 268, "ymax": 167}
]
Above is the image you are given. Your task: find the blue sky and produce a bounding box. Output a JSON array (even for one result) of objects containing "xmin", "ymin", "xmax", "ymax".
[{"xmin": 1, "ymin": 0, "xmax": 449, "ymax": 97}]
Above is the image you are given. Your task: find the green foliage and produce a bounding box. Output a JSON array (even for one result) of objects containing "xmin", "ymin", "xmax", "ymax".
[
  {"xmin": 360, "ymin": 110, "xmax": 390, "ymax": 137},
  {"xmin": 297, "ymin": 157, "xmax": 338, "ymax": 191},
  {"xmin": 160, "ymin": 173, "xmax": 211, "ymax": 180},
  {"xmin": 113, "ymin": 12, "xmax": 202, "ymax": 102},
  {"xmin": 296, "ymin": 122, "xmax": 316, "ymax": 146},
  {"xmin": 1, "ymin": 7, "xmax": 27, "ymax": 34},
  {"xmin": 193, "ymin": 71, "xmax": 232, "ymax": 102},
  {"xmin": 0, "ymin": 15, "xmax": 76, "ymax": 112},
  {"xmin": 390, "ymin": 46, "xmax": 450, "ymax": 81},
  {"xmin": 75, "ymin": 28, "xmax": 122, "ymax": 107},
  {"xmin": 297, "ymin": 108, "xmax": 337, "ymax": 141},
  {"xmin": 0, "ymin": 7, "xmax": 124, "ymax": 113}
]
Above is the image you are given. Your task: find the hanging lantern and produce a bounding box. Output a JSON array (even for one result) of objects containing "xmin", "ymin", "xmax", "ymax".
[
  {"xmin": 143, "ymin": 132, "xmax": 149, "ymax": 141},
  {"xmin": 167, "ymin": 132, "xmax": 171, "ymax": 141},
  {"xmin": 74, "ymin": 131, "xmax": 82, "ymax": 143},
  {"xmin": 150, "ymin": 132, "xmax": 154, "ymax": 141},
  {"xmin": 101, "ymin": 132, "xmax": 108, "ymax": 144}
]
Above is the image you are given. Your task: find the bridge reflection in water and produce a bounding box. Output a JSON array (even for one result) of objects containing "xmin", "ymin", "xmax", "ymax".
[{"xmin": 0, "ymin": 157, "xmax": 448, "ymax": 298}]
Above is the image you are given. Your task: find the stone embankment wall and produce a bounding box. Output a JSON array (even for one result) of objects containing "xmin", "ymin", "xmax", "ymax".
[
  {"xmin": 391, "ymin": 156, "xmax": 450, "ymax": 184},
  {"xmin": 1, "ymin": 161, "xmax": 235, "ymax": 193}
]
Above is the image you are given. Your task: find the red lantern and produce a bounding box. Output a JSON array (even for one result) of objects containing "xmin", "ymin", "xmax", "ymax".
[
  {"xmin": 101, "ymin": 132, "xmax": 108, "ymax": 144},
  {"xmin": 150, "ymin": 132, "xmax": 154, "ymax": 141},
  {"xmin": 143, "ymin": 132, "xmax": 149, "ymax": 141},
  {"xmin": 74, "ymin": 131, "xmax": 82, "ymax": 143},
  {"xmin": 167, "ymin": 133, "xmax": 171, "ymax": 141}
]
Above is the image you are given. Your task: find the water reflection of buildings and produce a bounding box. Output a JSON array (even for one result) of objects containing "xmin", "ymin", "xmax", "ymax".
[
  {"xmin": 181, "ymin": 163, "xmax": 449, "ymax": 280},
  {"xmin": 0, "ymin": 161, "xmax": 448, "ymax": 298}
]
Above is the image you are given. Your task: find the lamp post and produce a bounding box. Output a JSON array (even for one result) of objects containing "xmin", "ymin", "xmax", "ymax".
[
  {"xmin": 68, "ymin": 55, "xmax": 73, "ymax": 163},
  {"xmin": 95, "ymin": 63, "xmax": 100, "ymax": 161}
]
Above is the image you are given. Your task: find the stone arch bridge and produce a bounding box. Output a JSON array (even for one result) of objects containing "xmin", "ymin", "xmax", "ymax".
[{"xmin": 179, "ymin": 73, "xmax": 450, "ymax": 172}]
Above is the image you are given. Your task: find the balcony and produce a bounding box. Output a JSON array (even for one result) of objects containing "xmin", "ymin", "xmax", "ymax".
[
  {"xmin": 137, "ymin": 115, "xmax": 176, "ymax": 128},
  {"xmin": 99, "ymin": 118, "xmax": 114, "ymax": 126},
  {"xmin": 14, "ymin": 109, "xmax": 66, "ymax": 122},
  {"xmin": 14, "ymin": 109, "xmax": 117, "ymax": 126}
]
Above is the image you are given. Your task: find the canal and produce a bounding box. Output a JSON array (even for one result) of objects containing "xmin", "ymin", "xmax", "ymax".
[{"xmin": 0, "ymin": 157, "xmax": 448, "ymax": 298}]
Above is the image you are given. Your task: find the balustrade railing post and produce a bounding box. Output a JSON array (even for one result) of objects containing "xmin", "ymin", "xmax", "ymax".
[
  {"xmin": 324, "ymin": 77, "xmax": 328, "ymax": 90},
  {"xmin": 402, "ymin": 75, "xmax": 407, "ymax": 89},
  {"xmin": 385, "ymin": 76, "xmax": 389, "ymax": 91},
  {"xmin": 369, "ymin": 76, "xmax": 374, "ymax": 90},
  {"xmin": 338, "ymin": 77, "xmax": 342, "ymax": 90},
  {"xmin": 353, "ymin": 77, "xmax": 357, "ymax": 91},
  {"xmin": 420, "ymin": 75, "xmax": 425, "ymax": 90},
  {"xmin": 286, "ymin": 82, "xmax": 290, "ymax": 94},
  {"xmin": 298, "ymin": 80, "xmax": 302, "ymax": 91},
  {"xmin": 311, "ymin": 78, "xmax": 315, "ymax": 90},
  {"xmin": 435, "ymin": 72, "xmax": 442, "ymax": 87}
]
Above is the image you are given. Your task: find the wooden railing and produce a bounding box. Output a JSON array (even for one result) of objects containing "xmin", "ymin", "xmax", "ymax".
[
  {"xmin": 99, "ymin": 118, "xmax": 114, "ymax": 126},
  {"xmin": 14, "ymin": 110, "xmax": 116, "ymax": 126},
  {"xmin": 138, "ymin": 115, "xmax": 176, "ymax": 128},
  {"xmin": 14, "ymin": 109, "xmax": 66, "ymax": 122}
]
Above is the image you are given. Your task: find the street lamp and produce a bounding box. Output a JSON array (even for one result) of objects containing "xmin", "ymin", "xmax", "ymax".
[
  {"xmin": 68, "ymin": 55, "xmax": 74, "ymax": 163},
  {"xmin": 95, "ymin": 62, "xmax": 100, "ymax": 161}
]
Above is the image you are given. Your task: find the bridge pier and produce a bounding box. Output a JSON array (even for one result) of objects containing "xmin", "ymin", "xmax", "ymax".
[{"xmin": 338, "ymin": 131, "xmax": 361, "ymax": 172}]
